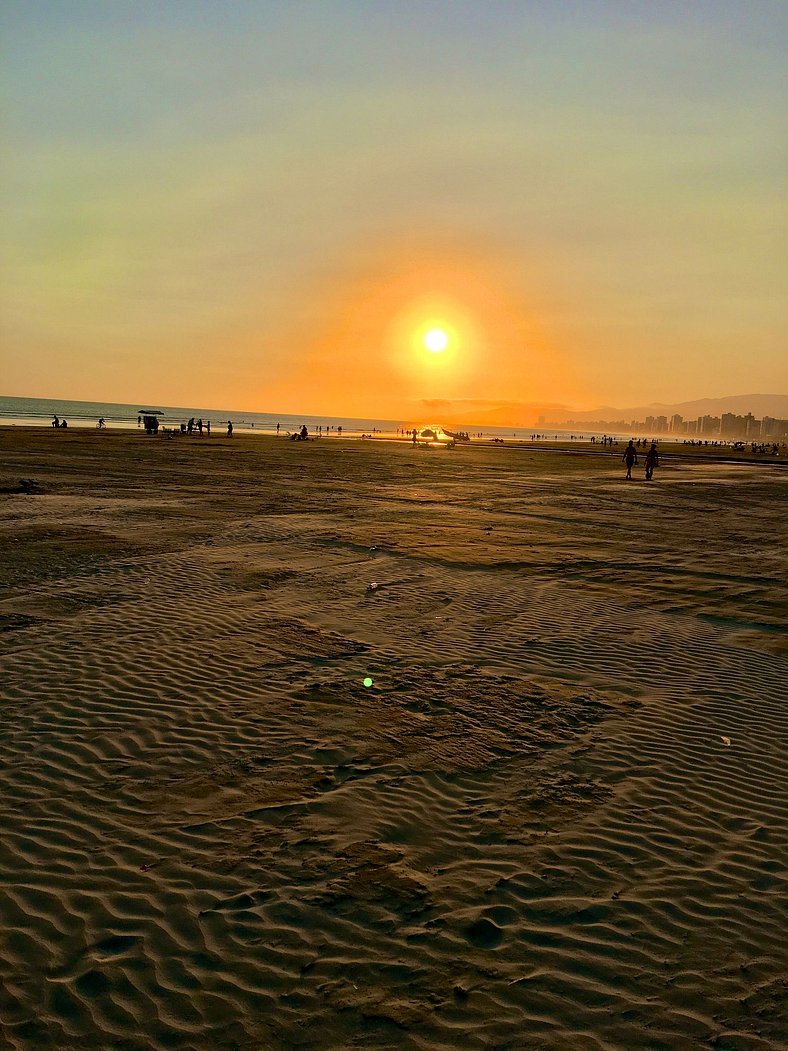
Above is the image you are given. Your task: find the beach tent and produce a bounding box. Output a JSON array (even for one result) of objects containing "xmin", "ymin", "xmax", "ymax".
[{"xmin": 417, "ymin": 425, "xmax": 454, "ymax": 445}]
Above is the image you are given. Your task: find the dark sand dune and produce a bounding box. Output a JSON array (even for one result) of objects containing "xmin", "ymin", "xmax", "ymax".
[{"xmin": 0, "ymin": 430, "xmax": 786, "ymax": 1049}]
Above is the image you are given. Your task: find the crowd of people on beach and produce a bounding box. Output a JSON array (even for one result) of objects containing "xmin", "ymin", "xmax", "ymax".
[
  {"xmin": 43, "ymin": 412, "xmax": 784, "ymax": 483},
  {"xmin": 129, "ymin": 418, "xmax": 348, "ymax": 440},
  {"xmin": 683, "ymin": 438, "xmax": 783, "ymax": 455},
  {"xmin": 742, "ymin": 442, "xmax": 781, "ymax": 455}
]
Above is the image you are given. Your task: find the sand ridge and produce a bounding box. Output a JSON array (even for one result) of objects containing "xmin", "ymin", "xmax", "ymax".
[{"xmin": 0, "ymin": 429, "xmax": 786, "ymax": 1049}]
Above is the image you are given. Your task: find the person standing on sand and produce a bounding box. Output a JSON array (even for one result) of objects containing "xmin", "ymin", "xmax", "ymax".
[
  {"xmin": 227, "ymin": 420, "xmax": 233, "ymax": 437},
  {"xmin": 206, "ymin": 420, "xmax": 211, "ymax": 436},
  {"xmin": 622, "ymin": 439, "xmax": 638, "ymax": 480},
  {"xmin": 412, "ymin": 428, "xmax": 417, "ymax": 446},
  {"xmin": 644, "ymin": 442, "xmax": 659, "ymax": 481}
]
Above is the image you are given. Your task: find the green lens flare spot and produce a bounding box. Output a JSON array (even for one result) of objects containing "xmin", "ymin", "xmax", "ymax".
[{"xmin": 363, "ymin": 677, "xmax": 373, "ymax": 688}]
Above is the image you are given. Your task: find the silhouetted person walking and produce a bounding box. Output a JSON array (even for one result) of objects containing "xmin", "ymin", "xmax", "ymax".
[
  {"xmin": 227, "ymin": 420, "xmax": 233, "ymax": 437},
  {"xmin": 623, "ymin": 440, "xmax": 637, "ymax": 480},
  {"xmin": 644, "ymin": 442, "xmax": 659, "ymax": 481}
]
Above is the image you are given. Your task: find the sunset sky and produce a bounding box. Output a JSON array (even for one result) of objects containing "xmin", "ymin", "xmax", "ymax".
[{"xmin": 1, "ymin": 1, "xmax": 785, "ymax": 419}]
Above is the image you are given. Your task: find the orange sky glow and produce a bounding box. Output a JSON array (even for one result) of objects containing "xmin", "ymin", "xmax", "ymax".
[
  {"xmin": 244, "ymin": 238, "xmax": 585, "ymax": 420},
  {"xmin": 1, "ymin": 3, "xmax": 785, "ymax": 421}
]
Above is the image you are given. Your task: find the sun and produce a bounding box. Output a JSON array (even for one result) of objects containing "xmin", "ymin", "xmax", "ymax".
[{"xmin": 423, "ymin": 327, "xmax": 448, "ymax": 353}]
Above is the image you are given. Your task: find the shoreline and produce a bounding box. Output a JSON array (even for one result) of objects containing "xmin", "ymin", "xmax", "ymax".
[{"xmin": 3, "ymin": 422, "xmax": 786, "ymax": 469}]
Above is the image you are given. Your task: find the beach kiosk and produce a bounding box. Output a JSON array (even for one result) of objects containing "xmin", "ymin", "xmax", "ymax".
[{"xmin": 139, "ymin": 410, "xmax": 163, "ymax": 435}]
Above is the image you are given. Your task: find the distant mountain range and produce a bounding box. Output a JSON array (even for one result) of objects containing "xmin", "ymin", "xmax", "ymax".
[
  {"xmin": 428, "ymin": 394, "xmax": 788, "ymax": 428},
  {"xmin": 558, "ymin": 394, "xmax": 788, "ymax": 424}
]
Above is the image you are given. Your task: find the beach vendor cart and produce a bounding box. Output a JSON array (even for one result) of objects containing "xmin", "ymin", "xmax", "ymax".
[{"xmin": 139, "ymin": 410, "xmax": 164, "ymax": 435}]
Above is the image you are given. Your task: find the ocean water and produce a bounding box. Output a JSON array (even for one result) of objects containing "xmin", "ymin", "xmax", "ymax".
[
  {"xmin": 0, "ymin": 394, "xmax": 619, "ymax": 441},
  {"xmin": 0, "ymin": 395, "xmax": 402, "ymax": 434}
]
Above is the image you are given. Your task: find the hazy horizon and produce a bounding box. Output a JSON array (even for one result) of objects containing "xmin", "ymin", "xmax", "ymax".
[
  {"xmin": 4, "ymin": 389, "xmax": 788, "ymax": 432},
  {"xmin": 2, "ymin": 2, "xmax": 786, "ymax": 414}
]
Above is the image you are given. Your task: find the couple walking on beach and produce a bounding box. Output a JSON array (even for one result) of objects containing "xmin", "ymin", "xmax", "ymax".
[{"xmin": 623, "ymin": 440, "xmax": 659, "ymax": 480}]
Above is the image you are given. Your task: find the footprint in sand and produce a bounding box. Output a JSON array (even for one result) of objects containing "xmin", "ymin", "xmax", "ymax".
[{"xmin": 464, "ymin": 916, "xmax": 505, "ymax": 949}]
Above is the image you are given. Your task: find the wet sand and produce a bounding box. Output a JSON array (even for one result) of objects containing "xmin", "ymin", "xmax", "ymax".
[{"xmin": 1, "ymin": 428, "xmax": 786, "ymax": 1050}]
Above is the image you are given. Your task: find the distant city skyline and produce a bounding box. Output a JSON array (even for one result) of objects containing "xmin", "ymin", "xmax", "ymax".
[
  {"xmin": 2, "ymin": 2, "xmax": 786, "ymax": 415},
  {"xmin": 552, "ymin": 411, "xmax": 788, "ymax": 440}
]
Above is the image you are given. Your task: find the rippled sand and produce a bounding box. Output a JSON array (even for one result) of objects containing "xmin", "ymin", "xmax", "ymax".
[{"xmin": 1, "ymin": 429, "xmax": 786, "ymax": 1050}]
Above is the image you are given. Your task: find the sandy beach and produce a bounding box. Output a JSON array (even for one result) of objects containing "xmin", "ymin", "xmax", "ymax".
[{"xmin": 0, "ymin": 428, "xmax": 786, "ymax": 1050}]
